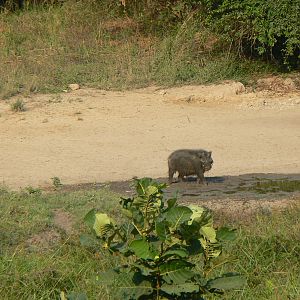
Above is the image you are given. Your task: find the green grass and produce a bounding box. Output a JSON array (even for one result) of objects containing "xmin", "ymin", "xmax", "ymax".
[
  {"xmin": 0, "ymin": 186, "xmax": 299, "ymax": 299},
  {"xmin": 216, "ymin": 208, "xmax": 300, "ymax": 299},
  {"xmin": 0, "ymin": 187, "xmax": 123, "ymax": 299},
  {"xmin": 0, "ymin": 1, "xmax": 275, "ymax": 99}
]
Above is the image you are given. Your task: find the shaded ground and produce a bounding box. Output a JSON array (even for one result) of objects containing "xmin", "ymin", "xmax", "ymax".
[{"xmin": 54, "ymin": 173, "xmax": 300, "ymax": 214}]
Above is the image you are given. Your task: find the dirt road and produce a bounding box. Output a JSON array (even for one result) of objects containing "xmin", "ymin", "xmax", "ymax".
[{"xmin": 0, "ymin": 81, "xmax": 299, "ymax": 189}]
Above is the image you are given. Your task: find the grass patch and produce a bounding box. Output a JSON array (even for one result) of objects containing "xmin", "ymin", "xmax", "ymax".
[
  {"xmin": 0, "ymin": 186, "xmax": 299, "ymax": 299},
  {"xmin": 0, "ymin": 1, "xmax": 276, "ymax": 99},
  {"xmin": 0, "ymin": 187, "xmax": 123, "ymax": 299},
  {"xmin": 217, "ymin": 207, "xmax": 300, "ymax": 299},
  {"xmin": 238, "ymin": 180, "xmax": 300, "ymax": 194}
]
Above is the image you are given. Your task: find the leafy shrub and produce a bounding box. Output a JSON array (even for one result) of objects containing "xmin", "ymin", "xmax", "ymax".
[
  {"xmin": 120, "ymin": 0, "xmax": 299, "ymax": 68},
  {"xmin": 202, "ymin": 0, "xmax": 300, "ymax": 68},
  {"xmin": 82, "ymin": 178, "xmax": 245, "ymax": 299}
]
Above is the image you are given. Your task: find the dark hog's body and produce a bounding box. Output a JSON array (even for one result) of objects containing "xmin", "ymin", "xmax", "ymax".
[{"xmin": 168, "ymin": 149, "xmax": 213, "ymax": 184}]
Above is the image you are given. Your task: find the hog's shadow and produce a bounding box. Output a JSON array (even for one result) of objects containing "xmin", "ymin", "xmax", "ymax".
[{"xmin": 177, "ymin": 176, "xmax": 224, "ymax": 184}]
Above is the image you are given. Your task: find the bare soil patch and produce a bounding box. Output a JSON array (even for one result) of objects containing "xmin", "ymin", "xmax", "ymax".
[
  {"xmin": 53, "ymin": 209, "xmax": 74, "ymax": 234},
  {"xmin": 0, "ymin": 80, "xmax": 299, "ymax": 192},
  {"xmin": 25, "ymin": 210, "xmax": 74, "ymax": 251},
  {"xmin": 26, "ymin": 229, "xmax": 61, "ymax": 251}
]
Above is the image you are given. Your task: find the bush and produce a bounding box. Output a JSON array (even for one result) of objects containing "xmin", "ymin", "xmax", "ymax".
[
  {"xmin": 82, "ymin": 178, "xmax": 245, "ymax": 299},
  {"xmin": 120, "ymin": 0, "xmax": 299, "ymax": 68},
  {"xmin": 202, "ymin": 0, "xmax": 300, "ymax": 68}
]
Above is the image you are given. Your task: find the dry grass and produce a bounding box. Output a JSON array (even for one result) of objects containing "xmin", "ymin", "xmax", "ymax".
[{"xmin": 0, "ymin": 0, "xmax": 274, "ymax": 99}]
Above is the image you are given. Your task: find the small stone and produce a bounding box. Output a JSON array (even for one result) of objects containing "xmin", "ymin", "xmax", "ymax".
[
  {"xmin": 42, "ymin": 118, "xmax": 48, "ymax": 123},
  {"xmin": 68, "ymin": 83, "xmax": 80, "ymax": 91},
  {"xmin": 283, "ymin": 78, "xmax": 296, "ymax": 90},
  {"xmin": 235, "ymin": 82, "xmax": 246, "ymax": 94},
  {"xmin": 158, "ymin": 90, "xmax": 167, "ymax": 95}
]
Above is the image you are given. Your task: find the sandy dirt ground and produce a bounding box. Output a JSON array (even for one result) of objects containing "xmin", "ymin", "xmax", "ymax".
[{"xmin": 0, "ymin": 81, "xmax": 299, "ymax": 189}]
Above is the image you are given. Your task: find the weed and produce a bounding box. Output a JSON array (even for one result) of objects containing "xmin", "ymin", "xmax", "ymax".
[
  {"xmin": 10, "ymin": 99, "xmax": 25, "ymax": 112},
  {"xmin": 24, "ymin": 186, "xmax": 42, "ymax": 195},
  {"xmin": 51, "ymin": 177, "xmax": 63, "ymax": 188}
]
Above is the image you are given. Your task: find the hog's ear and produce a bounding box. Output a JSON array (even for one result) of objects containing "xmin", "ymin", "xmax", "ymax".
[{"xmin": 208, "ymin": 151, "xmax": 212, "ymax": 156}]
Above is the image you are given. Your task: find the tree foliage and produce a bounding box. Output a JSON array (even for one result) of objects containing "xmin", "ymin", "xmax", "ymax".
[
  {"xmin": 202, "ymin": 0, "xmax": 300, "ymax": 68},
  {"xmin": 120, "ymin": 0, "xmax": 300, "ymax": 68}
]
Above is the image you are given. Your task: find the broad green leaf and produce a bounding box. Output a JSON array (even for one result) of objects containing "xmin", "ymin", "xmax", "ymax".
[
  {"xmin": 199, "ymin": 237, "xmax": 207, "ymax": 249},
  {"xmin": 155, "ymin": 221, "xmax": 169, "ymax": 241},
  {"xmin": 208, "ymin": 247, "xmax": 222, "ymax": 258},
  {"xmin": 117, "ymin": 271, "xmax": 153, "ymax": 300},
  {"xmin": 145, "ymin": 185, "xmax": 158, "ymax": 196},
  {"xmin": 207, "ymin": 274, "xmax": 246, "ymax": 290},
  {"xmin": 135, "ymin": 177, "xmax": 153, "ymax": 196},
  {"xmin": 160, "ymin": 259, "xmax": 194, "ymax": 284},
  {"xmin": 167, "ymin": 197, "xmax": 177, "ymax": 209},
  {"xmin": 188, "ymin": 205, "xmax": 204, "ymax": 225},
  {"xmin": 199, "ymin": 238, "xmax": 221, "ymax": 258},
  {"xmin": 161, "ymin": 282, "xmax": 199, "ymax": 296},
  {"xmin": 166, "ymin": 206, "xmax": 192, "ymax": 229},
  {"xmin": 98, "ymin": 270, "xmax": 153, "ymax": 300},
  {"xmin": 133, "ymin": 196, "xmax": 159, "ymax": 216},
  {"xmin": 93, "ymin": 213, "xmax": 114, "ymax": 237},
  {"xmin": 188, "ymin": 206, "xmax": 213, "ymax": 227},
  {"xmin": 83, "ymin": 209, "xmax": 96, "ymax": 229},
  {"xmin": 121, "ymin": 280, "xmax": 153, "ymax": 300},
  {"xmin": 216, "ymin": 227, "xmax": 237, "ymax": 241},
  {"xmin": 121, "ymin": 208, "xmax": 133, "ymax": 218},
  {"xmin": 186, "ymin": 239, "xmax": 202, "ymax": 255},
  {"xmin": 162, "ymin": 248, "xmax": 188, "ymax": 258},
  {"xmin": 119, "ymin": 223, "xmax": 135, "ymax": 239},
  {"xmin": 132, "ymin": 263, "xmax": 154, "ymax": 276},
  {"xmin": 129, "ymin": 239, "xmax": 158, "ymax": 260},
  {"xmin": 200, "ymin": 226, "xmax": 217, "ymax": 242}
]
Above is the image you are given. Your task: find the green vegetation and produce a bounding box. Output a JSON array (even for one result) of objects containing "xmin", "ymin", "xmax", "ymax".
[
  {"xmin": 0, "ymin": 0, "xmax": 287, "ymax": 99},
  {"xmin": 243, "ymin": 180, "xmax": 300, "ymax": 194},
  {"xmin": 83, "ymin": 178, "xmax": 244, "ymax": 299},
  {"xmin": 203, "ymin": 0, "xmax": 300, "ymax": 68},
  {"xmin": 51, "ymin": 176, "xmax": 63, "ymax": 189},
  {"xmin": 0, "ymin": 186, "xmax": 121, "ymax": 299},
  {"xmin": 0, "ymin": 185, "xmax": 299, "ymax": 299},
  {"xmin": 222, "ymin": 179, "xmax": 300, "ymax": 195},
  {"xmin": 10, "ymin": 98, "xmax": 25, "ymax": 111}
]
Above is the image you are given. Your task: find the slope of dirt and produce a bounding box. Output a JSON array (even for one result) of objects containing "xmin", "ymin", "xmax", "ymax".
[{"xmin": 0, "ymin": 81, "xmax": 299, "ymax": 189}]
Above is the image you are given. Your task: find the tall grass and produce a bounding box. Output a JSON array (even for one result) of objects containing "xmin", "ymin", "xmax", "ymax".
[
  {"xmin": 0, "ymin": 0, "xmax": 274, "ymax": 99},
  {"xmin": 217, "ymin": 207, "xmax": 300, "ymax": 299}
]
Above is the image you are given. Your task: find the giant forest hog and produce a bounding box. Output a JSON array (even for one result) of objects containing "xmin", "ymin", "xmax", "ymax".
[{"xmin": 168, "ymin": 149, "xmax": 213, "ymax": 184}]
